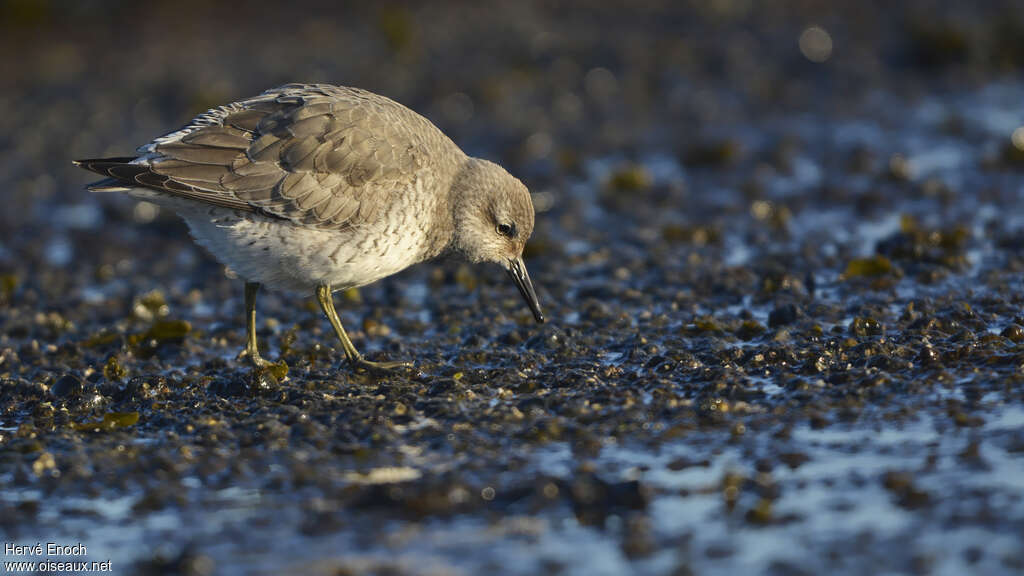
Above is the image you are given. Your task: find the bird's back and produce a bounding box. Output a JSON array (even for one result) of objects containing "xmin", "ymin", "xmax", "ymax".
[{"xmin": 78, "ymin": 84, "xmax": 466, "ymax": 233}]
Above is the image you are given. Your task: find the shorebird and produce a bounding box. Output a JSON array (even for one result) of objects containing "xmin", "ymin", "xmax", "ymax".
[{"xmin": 75, "ymin": 84, "xmax": 544, "ymax": 371}]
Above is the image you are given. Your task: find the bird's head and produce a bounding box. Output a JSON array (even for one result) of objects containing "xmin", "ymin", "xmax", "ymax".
[{"xmin": 452, "ymin": 158, "xmax": 544, "ymax": 323}]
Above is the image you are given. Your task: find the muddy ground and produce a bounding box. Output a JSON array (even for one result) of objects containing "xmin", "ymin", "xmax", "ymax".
[{"xmin": 2, "ymin": 1, "xmax": 1024, "ymax": 574}]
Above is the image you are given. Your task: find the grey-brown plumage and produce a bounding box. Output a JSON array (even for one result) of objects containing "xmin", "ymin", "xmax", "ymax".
[{"xmin": 75, "ymin": 83, "xmax": 544, "ymax": 371}]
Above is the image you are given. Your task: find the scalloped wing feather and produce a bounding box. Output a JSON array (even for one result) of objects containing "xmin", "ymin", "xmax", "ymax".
[{"xmin": 133, "ymin": 84, "xmax": 444, "ymax": 229}]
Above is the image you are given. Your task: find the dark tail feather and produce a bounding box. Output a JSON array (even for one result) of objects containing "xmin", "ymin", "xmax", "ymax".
[
  {"xmin": 73, "ymin": 156, "xmax": 139, "ymax": 175},
  {"xmin": 73, "ymin": 157, "xmax": 147, "ymax": 191},
  {"xmin": 71, "ymin": 155, "xmax": 273, "ymax": 216},
  {"xmin": 83, "ymin": 177, "xmax": 133, "ymax": 192}
]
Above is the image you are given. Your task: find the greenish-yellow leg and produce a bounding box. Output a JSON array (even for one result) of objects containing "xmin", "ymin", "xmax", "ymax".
[
  {"xmin": 315, "ymin": 284, "xmax": 411, "ymax": 371},
  {"xmin": 237, "ymin": 281, "xmax": 271, "ymax": 368}
]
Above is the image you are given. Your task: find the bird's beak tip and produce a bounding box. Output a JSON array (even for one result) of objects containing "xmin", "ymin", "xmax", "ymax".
[{"xmin": 506, "ymin": 257, "xmax": 545, "ymax": 325}]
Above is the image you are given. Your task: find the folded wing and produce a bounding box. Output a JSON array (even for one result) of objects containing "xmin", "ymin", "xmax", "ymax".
[{"xmin": 78, "ymin": 84, "xmax": 433, "ymax": 229}]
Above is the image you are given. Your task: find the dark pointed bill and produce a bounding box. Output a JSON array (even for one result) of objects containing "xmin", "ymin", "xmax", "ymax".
[{"xmin": 506, "ymin": 257, "xmax": 545, "ymax": 323}]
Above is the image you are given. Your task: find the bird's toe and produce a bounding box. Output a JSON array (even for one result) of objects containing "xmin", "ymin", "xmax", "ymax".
[{"xmin": 351, "ymin": 357, "xmax": 413, "ymax": 373}]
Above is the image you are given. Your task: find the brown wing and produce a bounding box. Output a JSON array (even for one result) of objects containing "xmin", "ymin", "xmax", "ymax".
[{"xmin": 138, "ymin": 84, "xmax": 436, "ymax": 229}]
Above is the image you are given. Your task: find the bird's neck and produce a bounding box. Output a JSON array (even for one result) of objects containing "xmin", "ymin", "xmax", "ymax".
[
  {"xmin": 447, "ymin": 157, "xmax": 493, "ymax": 261},
  {"xmin": 412, "ymin": 153, "xmax": 467, "ymax": 262}
]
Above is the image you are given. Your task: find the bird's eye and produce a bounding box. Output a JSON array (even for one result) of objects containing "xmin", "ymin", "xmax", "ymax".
[{"xmin": 497, "ymin": 223, "xmax": 516, "ymax": 238}]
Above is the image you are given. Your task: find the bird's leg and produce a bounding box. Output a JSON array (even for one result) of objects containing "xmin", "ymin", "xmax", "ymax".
[
  {"xmin": 315, "ymin": 284, "xmax": 411, "ymax": 371},
  {"xmin": 236, "ymin": 281, "xmax": 271, "ymax": 368}
]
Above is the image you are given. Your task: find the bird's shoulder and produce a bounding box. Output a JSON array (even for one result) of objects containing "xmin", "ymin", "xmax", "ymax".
[{"xmin": 138, "ymin": 84, "xmax": 459, "ymax": 229}]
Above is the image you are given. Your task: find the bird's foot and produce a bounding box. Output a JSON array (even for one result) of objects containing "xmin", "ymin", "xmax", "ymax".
[
  {"xmin": 238, "ymin": 349, "xmax": 290, "ymax": 380},
  {"xmin": 237, "ymin": 347, "xmax": 272, "ymax": 369},
  {"xmin": 350, "ymin": 355, "xmax": 413, "ymax": 372}
]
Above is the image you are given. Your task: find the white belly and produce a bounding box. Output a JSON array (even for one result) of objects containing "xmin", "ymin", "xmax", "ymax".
[{"xmin": 132, "ymin": 191, "xmax": 428, "ymax": 293}]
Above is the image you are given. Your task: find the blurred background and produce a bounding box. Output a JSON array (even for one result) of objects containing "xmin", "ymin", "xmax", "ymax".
[
  {"xmin": 4, "ymin": 0, "xmax": 1024, "ymax": 298},
  {"xmin": 4, "ymin": 1, "xmax": 1024, "ymax": 575}
]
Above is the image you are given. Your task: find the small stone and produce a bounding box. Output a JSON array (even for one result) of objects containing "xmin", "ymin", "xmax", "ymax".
[
  {"xmin": 768, "ymin": 303, "xmax": 800, "ymax": 328},
  {"xmin": 1001, "ymin": 324, "xmax": 1024, "ymax": 343},
  {"xmin": 49, "ymin": 374, "xmax": 84, "ymax": 399},
  {"xmin": 850, "ymin": 317, "xmax": 884, "ymax": 337},
  {"xmin": 736, "ymin": 320, "xmax": 765, "ymax": 340},
  {"xmin": 32, "ymin": 452, "xmax": 56, "ymax": 476},
  {"xmin": 745, "ymin": 498, "xmax": 773, "ymax": 525},
  {"xmin": 103, "ymin": 356, "xmax": 128, "ymax": 382},
  {"xmin": 843, "ymin": 255, "xmax": 893, "ymax": 278}
]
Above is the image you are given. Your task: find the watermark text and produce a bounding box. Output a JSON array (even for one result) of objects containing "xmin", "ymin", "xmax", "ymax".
[{"xmin": 3, "ymin": 542, "xmax": 111, "ymax": 573}]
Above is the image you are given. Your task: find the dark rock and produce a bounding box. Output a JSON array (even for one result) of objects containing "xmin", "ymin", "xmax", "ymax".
[
  {"xmin": 768, "ymin": 303, "xmax": 800, "ymax": 328},
  {"xmin": 1001, "ymin": 324, "xmax": 1024, "ymax": 343},
  {"xmin": 49, "ymin": 374, "xmax": 84, "ymax": 399},
  {"xmin": 566, "ymin": 473, "xmax": 648, "ymax": 527}
]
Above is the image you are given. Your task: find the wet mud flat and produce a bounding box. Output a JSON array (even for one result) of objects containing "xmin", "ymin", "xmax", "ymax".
[{"xmin": 4, "ymin": 2, "xmax": 1024, "ymax": 574}]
